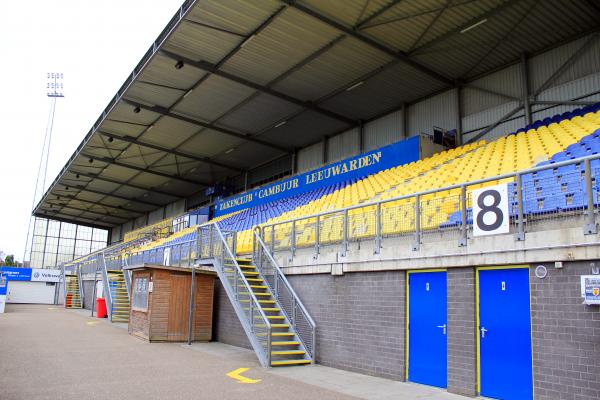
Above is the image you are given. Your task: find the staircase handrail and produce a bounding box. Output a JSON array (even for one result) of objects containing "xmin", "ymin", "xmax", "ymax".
[
  {"xmin": 199, "ymin": 223, "xmax": 273, "ymax": 366},
  {"xmin": 252, "ymin": 228, "xmax": 316, "ymax": 361}
]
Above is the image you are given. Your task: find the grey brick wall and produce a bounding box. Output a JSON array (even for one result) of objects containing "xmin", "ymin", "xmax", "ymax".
[
  {"xmin": 447, "ymin": 268, "xmax": 477, "ymax": 397},
  {"xmin": 288, "ymin": 271, "xmax": 406, "ymax": 380},
  {"xmin": 213, "ymin": 278, "xmax": 251, "ymax": 349},
  {"xmin": 530, "ymin": 262, "xmax": 600, "ymax": 400}
]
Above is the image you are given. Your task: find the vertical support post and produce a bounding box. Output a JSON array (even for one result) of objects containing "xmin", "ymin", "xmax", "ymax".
[
  {"xmin": 270, "ymin": 226, "xmax": 275, "ymax": 255},
  {"xmin": 375, "ymin": 203, "xmax": 382, "ymax": 254},
  {"xmin": 267, "ymin": 326, "xmax": 272, "ymax": 367},
  {"xmin": 291, "ymin": 150, "xmax": 297, "ymax": 175},
  {"xmin": 322, "ymin": 136, "xmax": 328, "ymax": 164},
  {"xmin": 413, "ymin": 194, "xmax": 421, "ymax": 251},
  {"xmin": 187, "ymin": 266, "xmax": 196, "ymax": 345},
  {"xmin": 90, "ymin": 262, "xmax": 98, "ymax": 317},
  {"xmin": 358, "ymin": 120, "xmax": 365, "ymax": 153},
  {"xmin": 402, "ymin": 102, "xmax": 408, "ymax": 139},
  {"xmin": 459, "ymin": 185, "xmax": 468, "ymax": 247},
  {"xmin": 314, "ymin": 215, "xmax": 320, "ymax": 258},
  {"xmin": 521, "ymin": 53, "xmax": 532, "ymax": 125},
  {"xmin": 584, "ymin": 158, "xmax": 597, "ymax": 234},
  {"xmin": 342, "ymin": 209, "xmax": 349, "ymax": 256},
  {"xmin": 208, "ymin": 224, "xmax": 214, "ymax": 257},
  {"xmin": 515, "ymin": 173, "xmax": 525, "ymax": 241},
  {"xmin": 455, "ymin": 86, "xmax": 463, "ymax": 146},
  {"xmin": 244, "ymin": 171, "xmax": 249, "ymax": 192},
  {"xmin": 291, "ymin": 220, "xmax": 296, "ymax": 258}
]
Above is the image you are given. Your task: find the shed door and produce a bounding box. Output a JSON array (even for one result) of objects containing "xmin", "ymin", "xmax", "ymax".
[
  {"xmin": 7, "ymin": 281, "xmax": 56, "ymax": 304},
  {"xmin": 167, "ymin": 274, "xmax": 190, "ymax": 341}
]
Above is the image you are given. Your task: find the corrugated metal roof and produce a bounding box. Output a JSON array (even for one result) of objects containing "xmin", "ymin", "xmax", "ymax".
[{"xmin": 34, "ymin": 0, "xmax": 600, "ymax": 228}]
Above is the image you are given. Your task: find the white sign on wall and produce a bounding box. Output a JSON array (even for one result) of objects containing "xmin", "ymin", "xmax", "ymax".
[
  {"xmin": 472, "ymin": 184, "xmax": 510, "ymax": 237},
  {"xmin": 30, "ymin": 269, "xmax": 61, "ymax": 282}
]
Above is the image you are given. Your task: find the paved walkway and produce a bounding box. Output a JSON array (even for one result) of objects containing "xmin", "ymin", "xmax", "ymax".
[{"xmin": 0, "ymin": 305, "xmax": 469, "ymax": 400}]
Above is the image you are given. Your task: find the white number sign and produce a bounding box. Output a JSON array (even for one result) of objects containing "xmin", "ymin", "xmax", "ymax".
[{"xmin": 472, "ymin": 183, "xmax": 510, "ymax": 237}]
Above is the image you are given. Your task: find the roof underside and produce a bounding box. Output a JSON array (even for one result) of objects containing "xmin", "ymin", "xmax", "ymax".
[{"xmin": 34, "ymin": 0, "xmax": 600, "ymax": 228}]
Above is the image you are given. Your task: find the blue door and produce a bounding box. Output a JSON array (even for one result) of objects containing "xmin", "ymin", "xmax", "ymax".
[
  {"xmin": 408, "ymin": 271, "xmax": 447, "ymax": 388},
  {"xmin": 478, "ymin": 268, "xmax": 532, "ymax": 400}
]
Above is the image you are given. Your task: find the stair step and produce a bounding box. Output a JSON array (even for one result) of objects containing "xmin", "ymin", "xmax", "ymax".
[
  {"xmin": 254, "ymin": 315, "xmax": 285, "ymax": 320},
  {"xmin": 271, "ymin": 341, "xmax": 300, "ymax": 346},
  {"xmin": 245, "ymin": 278, "xmax": 263, "ymax": 283},
  {"xmin": 242, "ymin": 271, "xmax": 259, "ymax": 276},
  {"xmin": 241, "ymin": 292, "xmax": 271, "ymax": 297},
  {"xmin": 271, "ymin": 359, "xmax": 311, "ymax": 366},
  {"xmin": 271, "ymin": 350, "xmax": 305, "ymax": 356},
  {"xmin": 240, "ymin": 299, "xmax": 275, "ymax": 304}
]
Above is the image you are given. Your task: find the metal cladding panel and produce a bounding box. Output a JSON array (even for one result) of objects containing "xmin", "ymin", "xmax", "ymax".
[
  {"xmin": 297, "ymin": 141, "xmax": 324, "ymax": 173},
  {"xmin": 165, "ymin": 199, "xmax": 186, "ymax": 218},
  {"xmin": 217, "ymin": 92, "xmax": 304, "ymax": 133},
  {"xmin": 271, "ymin": 36, "xmax": 393, "ymax": 102},
  {"xmin": 172, "ymin": 74, "xmax": 255, "ymax": 122},
  {"xmin": 181, "ymin": 128, "xmax": 245, "ymax": 159},
  {"xmin": 530, "ymin": 34, "xmax": 600, "ymax": 93},
  {"xmin": 137, "ymin": 54, "xmax": 203, "ymax": 91},
  {"xmin": 300, "ymin": 0, "xmax": 390, "ymax": 27},
  {"xmin": 535, "ymin": 73, "xmax": 600, "ymax": 106},
  {"xmin": 126, "ymin": 81, "xmax": 184, "ymax": 110},
  {"xmin": 185, "ymin": 0, "xmax": 280, "ymax": 37},
  {"xmin": 100, "ymin": 119, "xmax": 147, "ymax": 138},
  {"xmin": 364, "ymin": 108, "xmax": 405, "ymax": 151},
  {"xmin": 463, "ymin": 101, "xmax": 525, "ymax": 142},
  {"xmin": 327, "ymin": 128, "xmax": 360, "ymax": 163},
  {"xmin": 213, "ymin": 142, "xmax": 284, "ymax": 172},
  {"xmin": 220, "ymin": 7, "xmax": 340, "ymax": 86},
  {"xmin": 463, "ymin": 63, "xmax": 521, "ymax": 116},
  {"xmin": 162, "ymin": 21, "xmax": 243, "ymax": 64},
  {"xmin": 408, "ymin": 89, "xmax": 457, "ymax": 136},
  {"xmin": 148, "ymin": 207, "xmax": 165, "ymax": 225},
  {"xmin": 248, "ymin": 155, "xmax": 293, "ymax": 187},
  {"xmin": 139, "ymin": 116, "xmax": 199, "ymax": 148},
  {"xmin": 110, "ymin": 101, "xmax": 160, "ymax": 126},
  {"xmin": 321, "ymin": 61, "xmax": 447, "ymax": 120},
  {"xmin": 134, "ymin": 215, "xmax": 148, "ymax": 229},
  {"xmin": 259, "ymin": 110, "xmax": 350, "ymax": 149}
]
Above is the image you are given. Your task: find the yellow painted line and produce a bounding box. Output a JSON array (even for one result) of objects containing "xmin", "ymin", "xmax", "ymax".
[
  {"xmin": 47, "ymin": 307, "xmax": 57, "ymax": 310},
  {"xmin": 226, "ymin": 368, "xmax": 261, "ymax": 384},
  {"xmin": 86, "ymin": 321, "xmax": 100, "ymax": 326}
]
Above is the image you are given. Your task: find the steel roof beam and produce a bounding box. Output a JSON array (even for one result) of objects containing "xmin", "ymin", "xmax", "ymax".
[
  {"xmin": 98, "ymin": 130, "xmax": 244, "ymax": 173},
  {"xmin": 51, "ymin": 194, "xmax": 144, "ymax": 215},
  {"xmin": 159, "ymin": 50, "xmax": 357, "ymax": 126},
  {"xmin": 43, "ymin": 203, "xmax": 128, "ymax": 222},
  {"xmin": 67, "ymin": 170, "xmax": 179, "ymax": 198},
  {"xmin": 121, "ymin": 99, "xmax": 291, "ymax": 153},
  {"xmin": 409, "ymin": 0, "xmax": 524, "ymax": 55},
  {"xmin": 82, "ymin": 153, "xmax": 210, "ymax": 186},
  {"xmin": 33, "ymin": 212, "xmax": 114, "ymax": 229},
  {"xmin": 57, "ymin": 185, "xmax": 161, "ymax": 207},
  {"xmin": 355, "ymin": 0, "xmax": 406, "ymax": 29},
  {"xmin": 281, "ymin": 0, "xmax": 454, "ymax": 86}
]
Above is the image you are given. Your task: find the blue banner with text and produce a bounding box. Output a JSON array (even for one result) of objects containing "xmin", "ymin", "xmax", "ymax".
[{"xmin": 214, "ymin": 136, "xmax": 420, "ymax": 216}]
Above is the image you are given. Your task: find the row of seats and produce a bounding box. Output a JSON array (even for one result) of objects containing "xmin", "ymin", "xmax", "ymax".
[{"xmin": 126, "ymin": 102, "xmax": 600, "ymax": 257}]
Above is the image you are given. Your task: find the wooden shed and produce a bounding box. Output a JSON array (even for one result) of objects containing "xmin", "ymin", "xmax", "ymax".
[{"xmin": 126, "ymin": 264, "xmax": 215, "ymax": 342}]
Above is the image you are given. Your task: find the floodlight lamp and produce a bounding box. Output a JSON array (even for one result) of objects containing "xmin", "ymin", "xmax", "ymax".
[
  {"xmin": 88, "ymin": 158, "xmax": 94, "ymax": 163},
  {"xmin": 175, "ymin": 60, "xmax": 184, "ymax": 69},
  {"xmin": 133, "ymin": 106, "xmax": 141, "ymax": 114}
]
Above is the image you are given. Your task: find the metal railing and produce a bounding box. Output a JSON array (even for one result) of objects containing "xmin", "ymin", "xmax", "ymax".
[
  {"xmin": 198, "ymin": 224, "xmax": 273, "ymax": 367},
  {"xmin": 253, "ymin": 228, "xmax": 316, "ymax": 361},
  {"xmin": 261, "ymin": 154, "xmax": 600, "ymax": 258},
  {"xmin": 99, "ymin": 252, "xmax": 113, "ymax": 321}
]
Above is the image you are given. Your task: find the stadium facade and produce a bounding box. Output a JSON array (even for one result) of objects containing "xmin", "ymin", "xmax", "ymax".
[{"xmin": 28, "ymin": 1, "xmax": 600, "ymax": 399}]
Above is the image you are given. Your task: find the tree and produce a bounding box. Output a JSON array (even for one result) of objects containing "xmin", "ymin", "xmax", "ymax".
[{"xmin": 4, "ymin": 255, "xmax": 15, "ymax": 266}]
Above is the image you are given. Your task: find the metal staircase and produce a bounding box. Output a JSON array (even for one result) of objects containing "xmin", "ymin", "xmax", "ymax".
[
  {"xmin": 199, "ymin": 224, "xmax": 316, "ymax": 367},
  {"xmin": 107, "ymin": 270, "xmax": 130, "ymax": 323},
  {"xmin": 64, "ymin": 273, "xmax": 82, "ymax": 309}
]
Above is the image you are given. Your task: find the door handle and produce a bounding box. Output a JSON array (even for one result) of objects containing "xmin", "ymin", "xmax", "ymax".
[
  {"xmin": 437, "ymin": 324, "xmax": 447, "ymax": 335},
  {"xmin": 480, "ymin": 326, "xmax": 488, "ymax": 338}
]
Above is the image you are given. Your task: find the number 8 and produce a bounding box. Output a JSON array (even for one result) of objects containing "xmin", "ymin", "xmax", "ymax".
[{"xmin": 476, "ymin": 189, "xmax": 503, "ymax": 231}]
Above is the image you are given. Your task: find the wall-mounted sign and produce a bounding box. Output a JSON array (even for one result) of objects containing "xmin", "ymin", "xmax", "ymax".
[
  {"xmin": 581, "ymin": 275, "xmax": 600, "ymax": 305},
  {"xmin": 472, "ymin": 184, "xmax": 510, "ymax": 237},
  {"xmin": 0, "ymin": 267, "xmax": 61, "ymax": 283},
  {"xmin": 214, "ymin": 136, "xmax": 420, "ymax": 216}
]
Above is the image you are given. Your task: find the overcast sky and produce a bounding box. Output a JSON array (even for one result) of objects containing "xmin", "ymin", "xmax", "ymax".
[{"xmin": 0, "ymin": 0, "xmax": 185, "ymax": 261}]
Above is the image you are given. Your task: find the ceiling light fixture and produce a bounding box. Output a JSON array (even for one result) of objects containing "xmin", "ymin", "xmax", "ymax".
[
  {"xmin": 274, "ymin": 120, "xmax": 287, "ymax": 128},
  {"xmin": 76, "ymin": 174, "xmax": 80, "ymax": 179},
  {"xmin": 240, "ymin": 34, "xmax": 256, "ymax": 48},
  {"xmin": 108, "ymin": 137, "xmax": 114, "ymax": 143},
  {"xmin": 147, "ymin": 124, "xmax": 154, "ymax": 131},
  {"xmin": 183, "ymin": 88, "xmax": 193, "ymax": 98},
  {"xmin": 175, "ymin": 60, "xmax": 184, "ymax": 69},
  {"xmin": 225, "ymin": 148, "xmax": 235, "ymax": 154},
  {"xmin": 346, "ymin": 81, "xmax": 364, "ymax": 91},
  {"xmin": 133, "ymin": 106, "xmax": 141, "ymax": 114},
  {"xmin": 460, "ymin": 18, "xmax": 487, "ymax": 34},
  {"xmin": 88, "ymin": 158, "xmax": 94, "ymax": 163}
]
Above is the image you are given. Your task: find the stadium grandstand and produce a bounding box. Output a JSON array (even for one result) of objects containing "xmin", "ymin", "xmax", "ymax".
[{"xmin": 23, "ymin": 0, "xmax": 600, "ymax": 399}]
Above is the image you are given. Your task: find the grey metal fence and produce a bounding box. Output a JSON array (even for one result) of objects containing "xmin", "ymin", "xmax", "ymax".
[{"xmin": 261, "ymin": 154, "xmax": 600, "ymax": 258}]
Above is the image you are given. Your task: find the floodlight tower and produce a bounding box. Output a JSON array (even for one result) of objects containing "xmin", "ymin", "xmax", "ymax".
[{"xmin": 23, "ymin": 73, "xmax": 65, "ymax": 265}]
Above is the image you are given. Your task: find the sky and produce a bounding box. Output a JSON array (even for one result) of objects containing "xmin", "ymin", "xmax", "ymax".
[{"xmin": 0, "ymin": 0, "xmax": 185, "ymax": 261}]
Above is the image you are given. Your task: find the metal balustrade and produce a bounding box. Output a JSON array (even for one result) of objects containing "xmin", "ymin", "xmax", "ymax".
[
  {"xmin": 253, "ymin": 228, "xmax": 317, "ymax": 361},
  {"xmin": 260, "ymin": 154, "xmax": 600, "ymax": 258}
]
